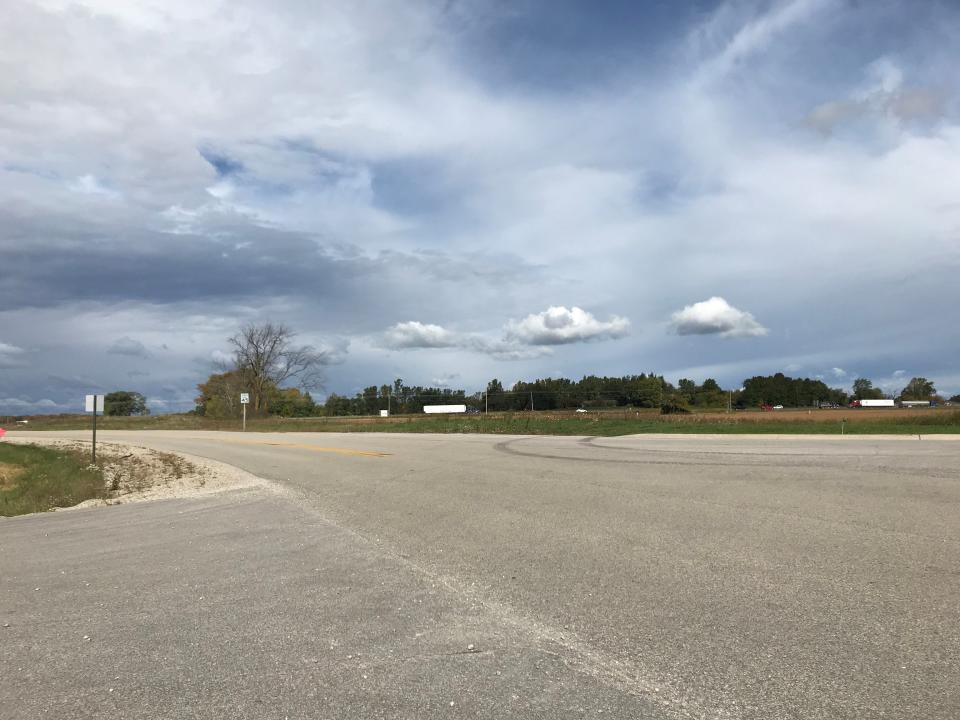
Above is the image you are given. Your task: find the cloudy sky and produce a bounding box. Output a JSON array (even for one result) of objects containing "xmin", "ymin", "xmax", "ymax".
[{"xmin": 1, "ymin": 0, "xmax": 958, "ymax": 413}]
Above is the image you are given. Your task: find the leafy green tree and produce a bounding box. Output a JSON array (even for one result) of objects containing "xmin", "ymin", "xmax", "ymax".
[
  {"xmin": 195, "ymin": 369, "xmax": 258, "ymax": 418},
  {"xmin": 362, "ymin": 386, "xmax": 380, "ymax": 415},
  {"xmin": 701, "ymin": 378, "xmax": 720, "ymax": 393},
  {"xmin": 485, "ymin": 379, "xmax": 507, "ymax": 411},
  {"xmin": 692, "ymin": 378, "xmax": 725, "ymax": 407},
  {"xmin": 104, "ymin": 391, "xmax": 149, "ymax": 416},
  {"xmin": 321, "ymin": 393, "xmax": 354, "ymax": 416},
  {"xmin": 741, "ymin": 373, "xmax": 847, "ymax": 408},
  {"xmin": 678, "ymin": 378, "xmax": 696, "ymax": 403},
  {"xmin": 272, "ymin": 388, "xmax": 318, "ymax": 417},
  {"xmin": 197, "ymin": 370, "xmax": 319, "ymax": 418},
  {"xmin": 949, "ymin": 394, "xmax": 960, "ymax": 403},
  {"xmin": 852, "ymin": 378, "xmax": 884, "ymax": 400},
  {"xmin": 900, "ymin": 377, "xmax": 935, "ymax": 401}
]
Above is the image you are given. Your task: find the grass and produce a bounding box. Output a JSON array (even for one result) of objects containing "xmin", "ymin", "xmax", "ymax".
[
  {"xmin": 0, "ymin": 443, "xmax": 106, "ymax": 516},
  {"xmin": 4, "ymin": 408, "xmax": 960, "ymax": 436},
  {"xmin": 1, "ymin": 413, "xmax": 226, "ymax": 432},
  {"xmin": 265, "ymin": 409, "xmax": 960, "ymax": 435}
]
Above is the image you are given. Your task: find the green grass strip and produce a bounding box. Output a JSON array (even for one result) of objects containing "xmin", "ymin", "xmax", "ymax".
[
  {"xmin": 0, "ymin": 443, "xmax": 105, "ymax": 517},
  {"xmin": 5, "ymin": 410, "xmax": 960, "ymax": 437}
]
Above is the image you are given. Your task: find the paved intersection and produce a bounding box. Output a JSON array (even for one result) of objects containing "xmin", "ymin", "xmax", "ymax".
[{"xmin": 2, "ymin": 431, "xmax": 959, "ymax": 719}]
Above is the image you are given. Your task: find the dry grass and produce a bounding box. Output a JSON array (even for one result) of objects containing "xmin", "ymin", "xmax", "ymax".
[
  {"xmin": 98, "ymin": 448, "xmax": 196, "ymax": 493},
  {"xmin": 0, "ymin": 462, "xmax": 25, "ymax": 490}
]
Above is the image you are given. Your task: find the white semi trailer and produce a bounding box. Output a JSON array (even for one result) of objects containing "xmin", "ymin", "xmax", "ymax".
[
  {"xmin": 859, "ymin": 399, "xmax": 895, "ymax": 408},
  {"xmin": 423, "ymin": 404, "xmax": 467, "ymax": 414}
]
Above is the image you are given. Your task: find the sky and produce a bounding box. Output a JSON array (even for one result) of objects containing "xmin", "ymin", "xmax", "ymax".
[{"xmin": 1, "ymin": 0, "xmax": 958, "ymax": 414}]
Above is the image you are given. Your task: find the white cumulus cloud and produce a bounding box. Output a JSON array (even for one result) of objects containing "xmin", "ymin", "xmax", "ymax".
[
  {"xmin": 379, "ymin": 321, "xmax": 554, "ymax": 360},
  {"xmin": 383, "ymin": 321, "xmax": 457, "ymax": 349},
  {"xmin": 671, "ymin": 297, "xmax": 768, "ymax": 338},
  {"xmin": 505, "ymin": 306, "xmax": 630, "ymax": 346}
]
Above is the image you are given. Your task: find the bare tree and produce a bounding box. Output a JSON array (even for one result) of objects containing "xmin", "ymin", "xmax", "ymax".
[{"xmin": 228, "ymin": 322, "xmax": 325, "ymax": 413}]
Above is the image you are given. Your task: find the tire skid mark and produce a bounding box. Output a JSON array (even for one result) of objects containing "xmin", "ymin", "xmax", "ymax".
[
  {"xmin": 493, "ymin": 438, "xmax": 960, "ymax": 544},
  {"xmin": 497, "ymin": 437, "xmax": 960, "ymax": 479}
]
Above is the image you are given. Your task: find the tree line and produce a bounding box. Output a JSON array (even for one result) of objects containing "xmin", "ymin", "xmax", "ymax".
[
  {"xmin": 100, "ymin": 322, "xmax": 952, "ymax": 417},
  {"xmin": 315, "ymin": 373, "xmax": 943, "ymax": 416}
]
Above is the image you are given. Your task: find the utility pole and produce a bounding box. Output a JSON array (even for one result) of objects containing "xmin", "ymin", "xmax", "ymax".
[
  {"xmin": 530, "ymin": 391, "xmax": 534, "ymax": 412},
  {"xmin": 484, "ymin": 391, "xmax": 488, "ymax": 414}
]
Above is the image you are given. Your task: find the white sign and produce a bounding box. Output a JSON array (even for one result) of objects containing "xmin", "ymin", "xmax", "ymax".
[
  {"xmin": 240, "ymin": 393, "xmax": 250, "ymax": 405},
  {"xmin": 85, "ymin": 394, "xmax": 105, "ymax": 412}
]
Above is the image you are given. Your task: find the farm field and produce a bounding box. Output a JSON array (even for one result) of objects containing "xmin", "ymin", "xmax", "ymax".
[{"xmin": 3, "ymin": 407, "xmax": 959, "ymax": 436}]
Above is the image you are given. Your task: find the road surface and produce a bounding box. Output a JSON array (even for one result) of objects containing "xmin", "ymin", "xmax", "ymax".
[{"xmin": 2, "ymin": 431, "xmax": 959, "ymax": 719}]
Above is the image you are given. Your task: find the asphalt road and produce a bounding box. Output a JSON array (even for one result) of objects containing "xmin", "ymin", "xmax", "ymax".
[{"xmin": 2, "ymin": 431, "xmax": 959, "ymax": 719}]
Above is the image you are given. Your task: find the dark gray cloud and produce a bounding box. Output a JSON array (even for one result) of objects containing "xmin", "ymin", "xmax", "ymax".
[
  {"xmin": 0, "ymin": 206, "xmax": 539, "ymax": 337},
  {"xmin": 108, "ymin": 337, "xmax": 149, "ymax": 358},
  {"xmin": 0, "ymin": 215, "xmax": 348, "ymax": 309},
  {"xmin": 0, "ymin": 342, "xmax": 26, "ymax": 368}
]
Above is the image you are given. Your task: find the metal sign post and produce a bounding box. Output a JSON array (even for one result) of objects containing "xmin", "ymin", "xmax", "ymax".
[
  {"xmin": 85, "ymin": 395, "xmax": 104, "ymax": 463},
  {"xmin": 240, "ymin": 393, "xmax": 250, "ymax": 431}
]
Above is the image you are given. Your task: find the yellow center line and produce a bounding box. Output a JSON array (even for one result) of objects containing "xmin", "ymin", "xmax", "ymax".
[{"xmin": 217, "ymin": 438, "xmax": 389, "ymax": 457}]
